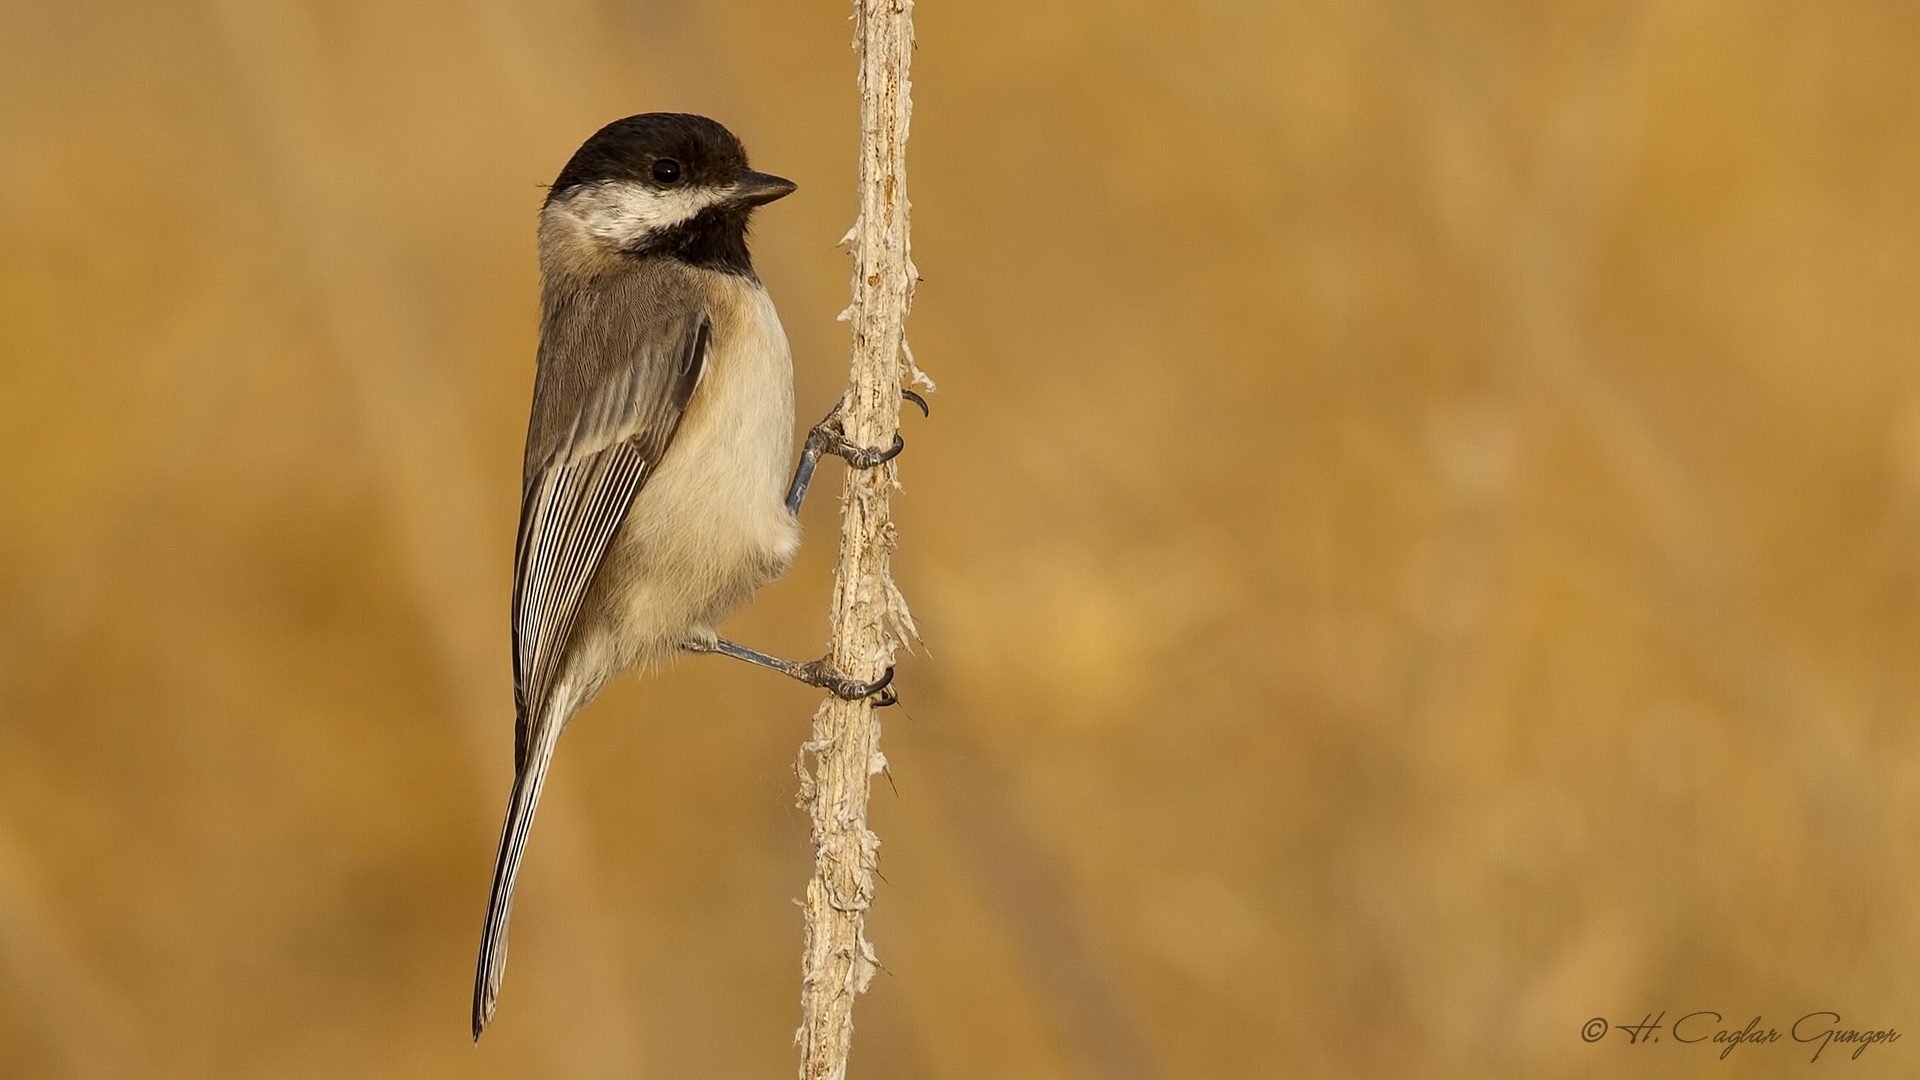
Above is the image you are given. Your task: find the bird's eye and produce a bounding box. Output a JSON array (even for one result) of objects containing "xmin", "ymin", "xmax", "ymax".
[{"xmin": 651, "ymin": 159, "xmax": 682, "ymax": 184}]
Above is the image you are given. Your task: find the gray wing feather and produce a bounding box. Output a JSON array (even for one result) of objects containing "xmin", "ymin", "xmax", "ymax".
[
  {"xmin": 511, "ymin": 292, "xmax": 710, "ymax": 767},
  {"xmin": 510, "ymin": 444, "xmax": 648, "ymax": 750},
  {"xmin": 477, "ymin": 273, "xmax": 711, "ymax": 1037}
]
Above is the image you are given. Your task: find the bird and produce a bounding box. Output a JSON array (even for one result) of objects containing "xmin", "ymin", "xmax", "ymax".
[{"xmin": 471, "ymin": 113, "xmax": 908, "ymax": 1040}]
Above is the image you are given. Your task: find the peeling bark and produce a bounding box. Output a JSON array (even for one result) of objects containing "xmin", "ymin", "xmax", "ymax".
[{"xmin": 794, "ymin": 3, "xmax": 923, "ymax": 1079}]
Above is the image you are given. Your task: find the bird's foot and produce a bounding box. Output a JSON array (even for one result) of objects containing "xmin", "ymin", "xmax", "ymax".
[
  {"xmin": 804, "ymin": 414, "xmax": 904, "ymax": 469},
  {"xmin": 689, "ymin": 637, "xmax": 897, "ymax": 703},
  {"xmin": 785, "ymin": 390, "xmax": 924, "ymax": 514},
  {"xmin": 795, "ymin": 657, "xmax": 896, "ymax": 701}
]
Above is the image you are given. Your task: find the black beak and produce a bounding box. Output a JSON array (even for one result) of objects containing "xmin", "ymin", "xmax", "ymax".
[{"xmin": 732, "ymin": 170, "xmax": 797, "ymax": 207}]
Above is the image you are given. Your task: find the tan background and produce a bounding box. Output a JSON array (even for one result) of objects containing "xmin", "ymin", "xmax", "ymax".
[{"xmin": 4, "ymin": 1, "xmax": 1919, "ymax": 1077}]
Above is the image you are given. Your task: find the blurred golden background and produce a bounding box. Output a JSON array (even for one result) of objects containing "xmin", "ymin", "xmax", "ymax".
[{"xmin": 4, "ymin": 0, "xmax": 1919, "ymax": 1077}]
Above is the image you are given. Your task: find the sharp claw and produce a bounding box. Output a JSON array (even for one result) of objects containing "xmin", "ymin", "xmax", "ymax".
[
  {"xmin": 829, "ymin": 664, "xmax": 895, "ymax": 701},
  {"xmin": 872, "ymin": 685, "xmax": 899, "ymax": 708},
  {"xmin": 838, "ymin": 431, "xmax": 904, "ymax": 469},
  {"xmin": 902, "ymin": 389, "xmax": 929, "ymax": 417}
]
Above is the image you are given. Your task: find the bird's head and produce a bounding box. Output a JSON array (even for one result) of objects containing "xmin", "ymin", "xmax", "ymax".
[{"xmin": 541, "ymin": 112, "xmax": 794, "ymax": 276}]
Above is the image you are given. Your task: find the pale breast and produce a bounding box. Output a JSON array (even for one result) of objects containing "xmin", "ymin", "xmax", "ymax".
[{"xmin": 592, "ymin": 273, "xmax": 801, "ymax": 655}]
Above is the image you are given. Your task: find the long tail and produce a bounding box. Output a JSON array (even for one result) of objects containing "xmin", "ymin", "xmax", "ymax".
[{"xmin": 472, "ymin": 719, "xmax": 563, "ymax": 1040}]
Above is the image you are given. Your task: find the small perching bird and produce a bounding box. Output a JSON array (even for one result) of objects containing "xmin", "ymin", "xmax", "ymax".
[{"xmin": 472, "ymin": 113, "xmax": 907, "ymax": 1040}]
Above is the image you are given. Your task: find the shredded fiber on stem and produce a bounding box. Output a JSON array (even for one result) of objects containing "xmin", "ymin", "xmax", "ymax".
[{"xmin": 794, "ymin": 3, "xmax": 922, "ymax": 1080}]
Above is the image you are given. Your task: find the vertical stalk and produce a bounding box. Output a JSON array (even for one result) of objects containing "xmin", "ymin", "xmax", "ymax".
[{"xmin": 795, "ymin": 2, "xmax": 921, "ymax": 1079}]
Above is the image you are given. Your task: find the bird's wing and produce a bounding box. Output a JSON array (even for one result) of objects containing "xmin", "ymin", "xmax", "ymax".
[
  {"xmin": 476, "ymin": 273, "xmax": 712, "ymax": 1038},
  {"xmin": 511, "ymin": 292, "xmax": 711, "ymax": 767}
]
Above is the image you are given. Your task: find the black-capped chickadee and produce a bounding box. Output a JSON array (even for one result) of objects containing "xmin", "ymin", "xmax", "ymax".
[{"xmin": 472, "ymin": 113, "xmax": 910, "ymax": 1039}]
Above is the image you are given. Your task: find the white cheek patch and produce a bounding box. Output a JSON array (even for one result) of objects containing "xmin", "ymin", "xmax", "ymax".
[{"xmin": 560, "ymin": 181, "xmax": 730, "ymax": 246}]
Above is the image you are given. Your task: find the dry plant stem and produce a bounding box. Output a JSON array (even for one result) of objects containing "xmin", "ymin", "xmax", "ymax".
[{"xmin": 795, "ymin": 2, "xmax": 924, "ymax": 1079}]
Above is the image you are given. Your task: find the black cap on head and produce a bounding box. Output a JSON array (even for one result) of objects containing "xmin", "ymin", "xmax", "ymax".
[
  {"xmin": 549, "ymin": 113, "xmax": 752, "ymax": 203},
  {"xmin": 545, "ymin": 113, "xmax": 793, "ymax": 277}
]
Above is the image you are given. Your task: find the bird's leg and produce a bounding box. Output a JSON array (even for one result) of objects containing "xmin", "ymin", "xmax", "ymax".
[
  {"xmin": 684, "ymin": 636, "xmax": 896, "ymax": 702},
  {"xmin": 783, "ymin": 391, "xmax": 928, "ymax": 516}
]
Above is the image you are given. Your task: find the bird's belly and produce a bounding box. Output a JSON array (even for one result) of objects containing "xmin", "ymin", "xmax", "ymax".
[{"xmin": 589, "ymin": 285, "xmax": 800, "ymax": 668}]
